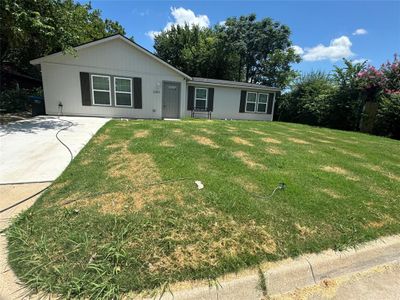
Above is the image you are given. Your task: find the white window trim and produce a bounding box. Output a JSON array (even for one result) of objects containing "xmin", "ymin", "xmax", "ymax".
[
  {"xmin": 256, "ymin": 93, "xmax": 269, "ymax": 113},
  {"xmin": 245, "ymin": 92, "xmax": 257, "ymax": 112},
  {"xmin": 194, "ymin": 87, "xmax": 208, "ymax": 110},
  {"xmin": 245, "ymin": 92, "xmax": 272, "ymax": 114},
  {"xmin": 114, "ymin": 76, "xmax": 133, "ymax": 107},
  {"xmin": 91, "ymin": 75, "xmax": 111, "ymax": 106}
]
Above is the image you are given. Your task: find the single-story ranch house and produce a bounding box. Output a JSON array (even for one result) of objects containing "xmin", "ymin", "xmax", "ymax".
[{"xmin": 30, "ymin": 34, "xmax": 280, "ymax": 120}]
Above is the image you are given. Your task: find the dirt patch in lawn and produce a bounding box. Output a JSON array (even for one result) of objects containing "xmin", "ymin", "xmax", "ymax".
[
  {"xmin": 192, "ymin": 135, "xmax": 219, "ymax": 149},
  {"xmin": 321, "ymin": 166, "xmax": 360, "ymax": 181},
  {"xmin": 336, "ymin": 148, "xmax": 364, "ymax": 159},
  {"xmin": 231, "ymin": 136, "xmax": 254, "ymax": 146},
  {"xmin": 160, "ymin": 139, "xmax": 175, "ymax": 147},
  {"xmin": 134, "ymin": 129, "xmax": 150, "ymax": 138},
  {"xmin": 199, "ymin": 128, "xmax": 216, "ymax": 135},
  {"xmin": 360, "ymin": 163, "xmax": 400, "ymax": 182},
  {"xmin": 295, "ymin": 223, "xmax": 315, "ymax": 237},
  {"xmin": 141, "ymin": 205, "xmax": 276, "ymax": 273},
  {"xmin": 232, "ymin": 176, "xmax": 261, "ymax": 193},
  {"xmin": 364, "ymin": 214, "xmax": 394, "ymax": 229},
  {"xmin": 309, "ymin": 137, "xmax": 334, "ymax": 144},
  {"xmin": 249, "ymin": 129, "xmax": 267, "ymax": 135},
  {"xmin": 92, "ymin": 133, "xmax": 109, "ymax": 144},
  {"xmin": 320, "ymin": 188, "xmax": 343, "ymax": 199},
  {"xmin": 288, "ymin": 137, "xmax": 310, "ymax": 145},
  {"xmin": 233, "ymin": 151, "xmax": 267, "ymax": 170},
  {"xmin": 262, "ymin": 137, "xmax": 281, "ymax": 144},
  {"xmin": 173, "ymin": 128, "xmax": 183, "ymax": 134},
  {"xmin": 267, "ymin": 147, "xmax": 285, "ymax": 155}
]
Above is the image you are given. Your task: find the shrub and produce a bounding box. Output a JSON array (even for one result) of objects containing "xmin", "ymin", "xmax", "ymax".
[
  {"xmin": 373, "ymin": 93, "xmax": 400, "ymax": 139},
  {"xmin": 0, "ymin": 87, "xmax": 43, "ymax": 113}
]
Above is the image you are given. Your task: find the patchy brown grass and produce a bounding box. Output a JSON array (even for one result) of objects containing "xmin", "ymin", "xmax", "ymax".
[
  {"xmin": 139, "ymin": 205, "xmax": 276, "ymax": 274},
  {"xmin": 231, "ymin": 136, "xmax": 254, "ymax": 146},
  {"xmin": 360, "ymin": 163, "xmax": 400, "ymax": 182},
  {"xmin": 321, "ymin": 165, "xmax": 360, "ymax": 181},
  {"xmin": 336, "ymin": 148, "xmax": 364, "ymax": 159},
  {"xmin": 266, "ymin": 147, "xmax": 285, "ymax": 155},
  {"xmin": 160, "ymin": 139, "xmax": 175, "ymax": 147},
  {"xmin": 364, "ymin": 214, "xmax": 394, "ymax": 229},
  {"xmin": 320, "ymin": 188, "xmax": 343, "ymax": 199},
  {"xmin": 294, "ymin": 223, "xmax": 315, "ymax": 237},
  {"xmin": 134, "ymin": 129, "xmax": 150, "ymax": 138},
  {"xmin": 261, "ymin": 137, "xmax": 281, "ymax": 144},
  {"xmin": 173, "ymin": 128, "xmax": 183, "ymax": 134},
  {"xmin": 232, "ymin": 176, "xmax": 261, "ymax": 193},
  {"xmin": 248, "ymin": 129, "xmax": 267, "ymax": 135},
  {"xmin": 309, "ymin": 137, "xmax": 334, "ymax": 144},
  {"xmin": 287, "ymin": 137, "xmax": 310, "ymax": 145},
  {"xmin": 199, "ymin": 128, "xmax": 216, "ymax": 135},
  {"xmin": 233, "ymin": 151, "xmax": 267, "ymax": 170},
  {"xmin": 192, "ymin": 135, "xmax": 219, "ymax": 149}
]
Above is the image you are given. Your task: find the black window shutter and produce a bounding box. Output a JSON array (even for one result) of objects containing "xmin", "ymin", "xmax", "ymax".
[
  {"xmin": 133, "ymin": 77, "xmax": 142, "ymax": 109},
  {"xmin": 239, "ymin": 90, "xmax": 247, "ymax": 112},
  {"xmin": 187, "ymin": 86, "xmax": 195, "ymax": 110},
  {"xmin": 80, "ymin": 72, "xmax": 91, "ymax": 106},
  {"xmin": 267, "ymin": 93, "xmax": 274, "ymax": 114},
  {"xmin": 207, "ymin": 88, "xmax": 214, "ymax": 111}
]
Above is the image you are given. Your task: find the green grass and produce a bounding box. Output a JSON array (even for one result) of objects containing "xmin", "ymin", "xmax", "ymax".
[{"xmin": 7, "ymin": 120, "xmax": 400, "ymax": 298}]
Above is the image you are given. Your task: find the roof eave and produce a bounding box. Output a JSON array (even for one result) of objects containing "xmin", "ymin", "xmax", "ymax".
[
  {"xmin": 29, "ymin": 35, "xmax": 192, "ymax": 80},
  {"xmin": 188, "ymin": 80, "xmax": 281, "ymax": 92}
]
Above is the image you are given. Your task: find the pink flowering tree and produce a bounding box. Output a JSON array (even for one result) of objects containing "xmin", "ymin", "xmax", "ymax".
[{"xmin": 357, "ymin": 54, "xmax": 400, "ymax": 135}]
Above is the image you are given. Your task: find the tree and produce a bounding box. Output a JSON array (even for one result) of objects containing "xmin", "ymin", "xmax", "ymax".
[
  {"xmin": 154, "ymin": 14, "xmax": 300, "ymax": 88},
  {"xmin": 217, "ymin": 14, "xmax": 301, "ymax": 87},
  {"xmin": 276, "ymin": 72, "xmax": 334, "ymax": 125},
  {"xmin": 0, "ymin": 0, "xmax": 125, "ymax": 78},
  {"xmin": 329, "ymin": 59, "xmax": 367, "ymax": 130},
  {"xmin": 154, "ymin": 24, "xmax": 237, "ymax": 80}
]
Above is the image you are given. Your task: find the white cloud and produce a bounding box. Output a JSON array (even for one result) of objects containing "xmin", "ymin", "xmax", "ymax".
[
  {"xmin": 291, "ymin": 45, "xmax": 304, "ymax": 55},
  {"xmin": 352, "ymin": 28, "xmax": 368, "ymax": 35},
  {"xmin": 299, "ymin": 36, "xmax": 354, "ymax": 61},
  {"xmin": 219, "ymin": 20, "xmax": 226, "ymax": 26},
  {"xmin": 146, "ymin": 7, "xmax": 210, "ymax": 40},
  {"xmin": 352, "ymin": 58, "xmax": 371, "ymax": 64},
  {"xmin": 146, "ymin": 30, "xmax": 162, "ymax": 40}
]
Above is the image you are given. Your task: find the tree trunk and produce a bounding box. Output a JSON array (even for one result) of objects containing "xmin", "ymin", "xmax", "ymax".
[{"xmin": 359, "ymin": 101, "xmax": 379, "ymax": 133}]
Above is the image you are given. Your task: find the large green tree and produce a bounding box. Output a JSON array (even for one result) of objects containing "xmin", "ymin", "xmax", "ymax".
[
  {"xmin": 154, "ymin": 14, "xmax": 300, "ymax": 88},
  {"xmin": 219, "ymin": 14, "xmax": 300, "ymax": 87},
  {"xmin": 154, "ymin": 24, "xmax": 238, "ymax": 80},
  {"xmin": 0, "ymin": 0, "xmax": 125, "ymax": 77}
]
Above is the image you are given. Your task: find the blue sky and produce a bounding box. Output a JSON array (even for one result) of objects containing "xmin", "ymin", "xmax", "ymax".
[{"xmin": 87, "ymin": 0, "xmax": 400, "ymax": 74}]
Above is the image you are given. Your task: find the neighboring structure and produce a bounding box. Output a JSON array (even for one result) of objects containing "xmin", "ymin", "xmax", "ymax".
[{"xmin": 30, "ymin": 34, "xmax": 280, "ymax": 120}]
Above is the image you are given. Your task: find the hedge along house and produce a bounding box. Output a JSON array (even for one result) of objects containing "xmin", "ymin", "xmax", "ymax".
[{"xmin": 30, "ymin": 34, "xmax": 280, "ymax": 121}]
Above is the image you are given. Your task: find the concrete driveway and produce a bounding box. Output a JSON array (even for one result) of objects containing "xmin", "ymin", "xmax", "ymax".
[{"xmin": 0, "ymin": 116, "xmax": 109, "ymax": 184}]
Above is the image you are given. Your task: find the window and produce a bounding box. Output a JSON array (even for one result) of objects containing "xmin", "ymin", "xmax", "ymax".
[
  {"xmin": 245, "ymin": 92, "xmax": 270, "ymax": 113},
  {"xmin": 91, "ymin": 75, "xmax": 111, "ymax": 106},
  {"xmin": 245, "ymin": 92, "xmax": 257, "ymax": 112},
  {"xmin": 114, "ymin": 77, "xmax": 132, "ymax": 107},
  {"xmin": 257, "ymin": 93, "xmax": 268, "ymax": 113},
  {"xmin": 195, "ymin": 88, "xmax": 208, "ymax": 110}
]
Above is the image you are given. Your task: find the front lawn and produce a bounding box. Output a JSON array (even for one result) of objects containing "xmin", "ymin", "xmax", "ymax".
[{"xmin": 7, "ymin": 119, "xmax": 400, "ymax": 298}]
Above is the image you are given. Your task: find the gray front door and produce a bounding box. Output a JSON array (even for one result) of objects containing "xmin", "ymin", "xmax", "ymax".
[{"xmin": 162, "ymin": 81, "xmax": 180, "ymax": 118}]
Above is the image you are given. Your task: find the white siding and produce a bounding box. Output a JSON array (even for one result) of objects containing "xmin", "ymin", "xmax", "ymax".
[
  {"xmin": 40, "ymin": 38, "xmax": 187, "ymax": 119},
  {"xmin": 186, "ymin": 84, "xmax": 274, "ymax": 121}
]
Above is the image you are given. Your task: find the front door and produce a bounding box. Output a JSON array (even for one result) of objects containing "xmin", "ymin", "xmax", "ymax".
[{"xmin": 162, "ymin": 82, "xmax": 180, "ymax": 119}]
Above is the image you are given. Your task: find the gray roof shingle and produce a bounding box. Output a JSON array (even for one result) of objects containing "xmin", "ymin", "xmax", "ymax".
[{"xmin": 189, "ymin": 77, "xmax": 280, "ymax": 91}]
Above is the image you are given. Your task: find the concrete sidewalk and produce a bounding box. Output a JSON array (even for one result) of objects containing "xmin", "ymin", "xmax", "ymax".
[{"xmin": 155, "ymin": 235, "xmax": 400, "ymax": 300}]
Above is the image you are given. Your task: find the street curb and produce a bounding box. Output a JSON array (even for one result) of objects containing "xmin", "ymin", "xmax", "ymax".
[{"xmin": 152, "ymin": 235, "xmax": 400, "ymax": 299}]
